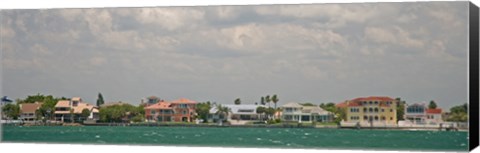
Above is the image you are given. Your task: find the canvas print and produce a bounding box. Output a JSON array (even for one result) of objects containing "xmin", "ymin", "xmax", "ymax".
[{"xmin": 0, "ymin": 1, "xmax": 474, "ymax": 152}]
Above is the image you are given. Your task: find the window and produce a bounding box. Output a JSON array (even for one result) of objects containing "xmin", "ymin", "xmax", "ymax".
[
  {"xmin": 151, "ymin": 110, "xmax": 156, "ymax": 115},
  {"xmin": 369, "ymin": 101, "xmax": 372, "ymax": 105},
  {"xmin": 390, "ymin": 117, "xmax": 393, "ymax": 120},
  {"xmin": 374, "ymin": 101, "xmax": 378, "ymax": 105},
  {"xmin": 363, "ymin": 116, "xmax": 368, "ymax": 120},
  {"xmin": 363, "ymin": 108, "xmax": 367, "ymax": 112},
  {"xmin": 390, "ymin": 109, "xmax": 393, "ymax": 112},
  {"xmin": 374, "ymin": 108, "xmax": 378, "ymax": 113},
  {"xmin": 238, "ymin": 109, "xmax": 254, "ymax": 113},
  {"xmin": 183, "ymin": 110, "xmax": 187, "ymax": 115},
  {"xmin": 369, "ymin": 108, "xmax": 373, "ymax": 112},
  {"xmin": 374, "ymin": 116, "xmax": 378, "ymax": 120},
  {"xmin": 381, "ymin": 109, "xmax": 384, "ymax": 112}
]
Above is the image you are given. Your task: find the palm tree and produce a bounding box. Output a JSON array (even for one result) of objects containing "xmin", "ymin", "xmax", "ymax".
[
  {"xmin": 265, "ymin": 95, "xmax": 271, "ymax": 108},
  {"xmin": 271, "ymin": 94, "xmax": 279, "ymax": 109},
  {"xmin": 216, "ymin": 104, "xmax": 231, "ymax": 122},
  {"xmin": 69, "ymin": 109, "xmax": 75, "ymax": 123},
  {"xmin": 234, "ymin": 98, "xmax": 241, "ymax": 105},
  {"xmin": 260, "ymin": 97, "xmax": 265, "ymax": 105}
]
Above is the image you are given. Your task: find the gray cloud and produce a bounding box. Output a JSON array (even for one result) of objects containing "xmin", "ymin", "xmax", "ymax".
[{"xmin": 1, "ymin": 2, "xmax": 469, "ymax": 109}]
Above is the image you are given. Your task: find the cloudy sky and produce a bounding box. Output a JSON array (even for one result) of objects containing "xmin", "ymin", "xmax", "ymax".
[{"xmin": 1, "ymin": 2, "xmax": 470, "ymax": 109}]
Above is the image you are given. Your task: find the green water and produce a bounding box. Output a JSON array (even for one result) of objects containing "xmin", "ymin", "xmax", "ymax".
[{"xmin": 1, "ymin": 126, "xmax": 468, "ymax": 151}]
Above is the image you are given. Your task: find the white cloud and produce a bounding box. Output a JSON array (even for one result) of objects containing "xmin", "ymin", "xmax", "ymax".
[{"xmin": 135, "ymin": 8, "xmax": 206, "ymax": 31}]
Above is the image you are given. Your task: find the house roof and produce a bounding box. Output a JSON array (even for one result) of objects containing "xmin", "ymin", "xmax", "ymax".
[
  {"xmin": 145, "ymin": 102, "xmax": 172, "ymax": 110},
  {"xmin": 71, "ymin": 97, "xmax": 82, "ymax": 101},
  {"xmin": 55, "ymin": 100, "xmax": 70, "ymax": 108},
  {"xmin": 20, "ymin": 102, "xmax": 43, "ymax": 113},
  {"xmin": 351, "ymin": 96, "xmax": 395, "ymax": 102},
  {"xmin": 73, "ymin": 103, "xmax": 97, "ymax": 114},
  {"xmin": 209, "ymin": 104, "xmax": 259, "ymax": 115},
  {"xmin": 302, "ymin": 106, "xmax": 330, "ymax": 115},
  {"xmin": 336, "ymin": 102, "xmax": 348, "ymax": 108},
  {"xmin": 281, "ymin": 102, "xmax": 303, "ymax": 108},
  {"xmin": 426, "ymin": 108, "xmax": 442, "ymax": 114},
  {"xmin": 170, "ymin": 98, "xmax": 197, "ymax": 104}
]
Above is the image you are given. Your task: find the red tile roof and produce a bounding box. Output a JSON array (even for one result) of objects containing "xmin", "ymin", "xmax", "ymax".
[
  {"xmin": 170, "ymin": 98, "xmax": 197, "ymax": 104},
  {"xmin": 426, "ymin": 108, "xmax": 442, "ymax": 114},
  {"xmin": 336, "ymin": 102, "xmax": 348, "ymax": 108},
  {"xmin": 351, "ymin": 96, "xmax": 395, "ymax": 102},
  {"xmin": 145, "ymin": 102, "xmax": 172, "ymax": 110},
  {"xmin": 20, "ymin": 102, "xmax": 43, "ymax": 113}
]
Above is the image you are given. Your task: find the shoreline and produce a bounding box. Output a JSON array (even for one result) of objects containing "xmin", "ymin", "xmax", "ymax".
[{"xmin": 1, "ymin": 122, "xmax": 468, "ymax": 132}]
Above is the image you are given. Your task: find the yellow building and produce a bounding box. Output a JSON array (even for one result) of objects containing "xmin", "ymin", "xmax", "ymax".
[{"xmin": 337, "ymin": 96, "xmax": 398, "ymax": 126}]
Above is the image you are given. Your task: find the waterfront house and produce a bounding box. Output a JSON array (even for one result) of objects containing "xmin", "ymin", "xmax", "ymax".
[
  {"xmin": 208, "ymin": 104, "xmax": 264, "ymax": 124},
  {"xmin": 337, "ymin": 96, "xmax": 398, "ymax": 127},
  {"xmin": 403, "ymin": 102, "xmax": 443, "ymax": 125},
  {"xmin": 280, "ymin": 102, "xmax": 333, "ymax": 123},
  {"xmin": 54, "ymin": 97, "xmax": 99, "ymax": 122},
  {"xmin": 144, "ymin": 98, "xmax": 197, "ymax": 122},
  {"xmin": 19, "ymin": 102, "xmax": 43, "ymax": 122}
]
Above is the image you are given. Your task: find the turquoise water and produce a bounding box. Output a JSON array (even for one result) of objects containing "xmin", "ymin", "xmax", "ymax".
[{"xmin": 1, "ymin": 126, "xmax": 468, "ymax": 151}]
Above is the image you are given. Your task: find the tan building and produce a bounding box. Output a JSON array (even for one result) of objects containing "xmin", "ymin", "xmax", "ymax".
[
  {"xmin": 19, "ymin": 102, "xmax": 43, "ymax": 121},
  {"xmin": 337, "ymin": 96, "xmax": 398, "ymax": 127},
  {"xmin": 54, "ymin": 97, "xmax": 99, "ymax": 122}
]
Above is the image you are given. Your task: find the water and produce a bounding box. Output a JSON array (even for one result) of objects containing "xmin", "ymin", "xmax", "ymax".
[{"xmin": 1, "ymin": 126, "xmax": 468, "ymax": 151}]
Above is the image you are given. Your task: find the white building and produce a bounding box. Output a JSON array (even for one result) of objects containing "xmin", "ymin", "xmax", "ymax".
[{"xmin": 281, "ymin": 102, "xmax": 334, "ymax": 123}]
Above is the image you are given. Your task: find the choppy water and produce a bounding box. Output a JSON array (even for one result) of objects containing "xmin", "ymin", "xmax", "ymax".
[{"xmin": 1, "ymin": 126, "xmax": 468, "ymax": 151}]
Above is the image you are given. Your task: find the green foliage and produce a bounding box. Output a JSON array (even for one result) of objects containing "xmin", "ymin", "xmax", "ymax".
[
  {"xmin": 234, "ymin": 98, "xmax": 241, "ymax": 105},
  {"xmin": 256, "ymin": 106, "xmax": 266, "ymax": 114},
  {"xmin": 131, "ymin": 114, "xmax": 144, "ymax": 123},
  {"xmin": 333, "ymin": 107, "xmax": 346, "ymax": 123},
  {"xmin": 265, "ymin": 95, "xmax": 271, "ymax": 107},
  {"xmin": 264, "ymin": 107, "xmax": 276, "ymax": 116},
  {"xmin": 13, "ymin": 94, "xmax": 64, "ymax": 120},
  {"xmin": 394, "ymin": 98, "xmax": 406, "ymax": 121},
  {"xmin": 301, "ymin": 103, "xmax": 317, "ymax": 106},
  {"xmin": 267, "ymin": 118, "xmax": 281, "ymax": 124},
  {"xmin": 2, "ymin": 104, "xmax": 20, "ymax": 119},
  {"xmin": 99, "ymin": 103, "xmax": 144, "ymax": 122},
  {"xmin": 195, "ymin": 102, "xmax": 212, "ymax": 122},
  {"xmin": 428, "ymin": 100, "xmax": 437, "ymax": 109},
  {"xmin": 447, "ymin": 103, "xmax": 468, "ymax": 122},
  {"xmin": 260, "ymin": 97, "xmax": 265, "ymax": 105},
  {"xmin": 81, "ymin": 108, "xmax": 91, "ymax": 120},
  {"xmin": 271, "ymin": 94, "xmax": 279, "ymax": 109},
  {"xmin": 96, "ymin": 93, "xmax": 105, "ymax": 107}
]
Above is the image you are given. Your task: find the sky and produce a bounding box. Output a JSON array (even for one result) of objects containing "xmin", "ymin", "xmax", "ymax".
[{"xmin": 0, "ymin": 2, "xmax": 470, "ymax": 109}]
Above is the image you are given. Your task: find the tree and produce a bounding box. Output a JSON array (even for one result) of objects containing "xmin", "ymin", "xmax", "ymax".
[
  {"xmin": 428, "ymin": 100, "xmax": 437, "ymax": 109},
  {"xmin": 334, "ymin": 107, "xmax": 347, "ymax": 124},
  {"xmin": 256, "ymin": 106, "xmax": 266, "ymax": 120},
  {"xmin": 234, "ymin": 98, "xmax": 241, "ymax": 105},
  {"xmin": 97, "ymin": 93, "xmax": 105, "ymax": 107},
  {"xmin": 260, "ymin": 97, "xmax": 265, "ymax": 105},
  {"xmin": 447, "ymin": 103, "xmax": 468, "ymax": 122},
  {"xmin": 99, "ymin": 103, "xmax": 140, "ymax": 122},
  {"xmin": 69, "ymin": 109, "xmax": 75, "ymax": 123},
  {"xmin": 271, "ymin": 94, "xmax": 279, "ymax": 109},
  {"xmin": 215, "ymin": 104, "xmax": 231, "ymax": 122},
  {"xmin": 265, "ymin": 95, "xmax": 271, "ymax": 108},
  {"xmin": 395, "ymin": 97, "xmax": 406, "ymax": 122},
  {"xmin": 1, "ymin": 104, "xmax": 20, "ymax": 120},
  {"xmin": 264, "ymin": 107, "xmax": 276, "ymax": 120},
  {"xmin": 195, "ymin": 102, "xmax": 212, "ymax": 122},
  {"xmin": 81, "ymin": 108, "xmax": 91, "ymax": 121}
]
